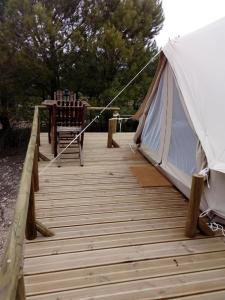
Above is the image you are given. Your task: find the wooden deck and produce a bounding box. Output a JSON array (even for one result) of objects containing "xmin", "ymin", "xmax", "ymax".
[{"xmin": 24, "ymin": 133, "xmax": 225, "ymax": 299}]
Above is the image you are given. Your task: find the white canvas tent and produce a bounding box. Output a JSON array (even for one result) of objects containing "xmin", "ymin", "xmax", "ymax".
[{"xmin": 134, "ymin": 17, "xmax": 225, "ymax": 222}]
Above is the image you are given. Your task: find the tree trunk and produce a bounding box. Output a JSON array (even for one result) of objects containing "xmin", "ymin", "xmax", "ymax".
[{"xmin": 49, "ymin": 38, "xmax": 60, "ymax": 98}]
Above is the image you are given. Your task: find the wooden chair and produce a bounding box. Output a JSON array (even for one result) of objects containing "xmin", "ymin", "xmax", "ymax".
[
  {"xmin": 52, "ymin": 99, "xmax": 87, "ymax": 166},
  {"xmin": 54, "ymin": 89, "xmax": 76, "ymax": 104}
]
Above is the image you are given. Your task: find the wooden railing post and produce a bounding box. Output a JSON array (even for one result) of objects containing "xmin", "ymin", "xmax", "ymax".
[
  {"xmin": 52, "ymin": 104, "xmax": 57, "ymax": 156},
  {"xmin": 16, "ymin": 275, "xmax": 25, "ymax": 300},
  {"xmin": 37, "ymin": 114, "xmax": 41, "ymax": 147},
  {"xmin": 26, "ymin": 176, "xmax": 37, "ymax": 240},
  {"xmin": 107, "ymin": 118, "xmax": 119, "ymax": 148},
  {"xmin": 33, "ymin": 144, "xmax": 39, "ymax": 192},
  {"xmin": 185, "ymin": 174, "xmax": 205, "ymax": 238},
  {"xmin": 107, "ymin": 118, "xmax": 114, "ymax": 148}
]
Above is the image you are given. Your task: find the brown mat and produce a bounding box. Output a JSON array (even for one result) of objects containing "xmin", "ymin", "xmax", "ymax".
[{"xmin": 130, "ymin": 165, "xmax": 172, "ymax": 187}]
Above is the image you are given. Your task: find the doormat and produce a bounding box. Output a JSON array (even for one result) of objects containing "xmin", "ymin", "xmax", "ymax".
[{"xmin": 130, "ymin": 165, "xmax": 172, "ymax": 187}]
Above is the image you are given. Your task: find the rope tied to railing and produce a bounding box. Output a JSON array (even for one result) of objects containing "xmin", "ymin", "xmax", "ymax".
[{"xmin": 199, "ymin": 208, "xmax": 225, "ymax": 236}]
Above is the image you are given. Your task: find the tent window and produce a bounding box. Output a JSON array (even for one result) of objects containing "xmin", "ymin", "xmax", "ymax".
[
  {"xmin": 168, "ymin": 77, "xmax": 198, "ymax": 175},
  {"xmin": 141, "ymin": 71, "xmax": 165, "ymax": 153}
]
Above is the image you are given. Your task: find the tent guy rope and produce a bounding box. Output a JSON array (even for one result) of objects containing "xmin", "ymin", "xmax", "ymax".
[{"xmin": 39, "ymin": 52, "xmax": 159, "ymax": 175}]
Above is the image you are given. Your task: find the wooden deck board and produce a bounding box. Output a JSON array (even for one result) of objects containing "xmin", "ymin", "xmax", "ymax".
[{"xmin": 24, "ymin": 132, "xmax": 225, "ymax": 299}]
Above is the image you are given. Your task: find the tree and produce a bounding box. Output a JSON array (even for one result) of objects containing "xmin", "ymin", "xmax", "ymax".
[
  {"xmin": 1, "ymin": 0, "xmax": 82, "ymax": 97},
  {"xmin": 0, "ymin": 0, "xmax": 164, "ymax": 118},
  {"xmin": 64, "ymin": 0, "xmax": 164, "ymax": 109}
]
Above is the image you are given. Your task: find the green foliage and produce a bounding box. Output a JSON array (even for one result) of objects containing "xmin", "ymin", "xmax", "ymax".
[{"xmin": 0, "ymin": 0, "xmax": 164, "ymax": 119}]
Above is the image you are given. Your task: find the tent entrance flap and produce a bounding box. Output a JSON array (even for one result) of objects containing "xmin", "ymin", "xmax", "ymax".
[
  {"xmin": 161, "ymin": 67, "xmax": 198, "ymax": 191},
  {"xmin": 140, "ymin": 65, "xmax": 168, "ymax": 164}
]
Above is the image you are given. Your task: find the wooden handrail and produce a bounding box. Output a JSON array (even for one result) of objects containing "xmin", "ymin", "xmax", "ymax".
[
  {"xmin": 0, "ymin": 106, "xmax": 53, "ymax": 300},
  {"xmin": 87, "ymin": 106, "xmax": 120, "ymax": 112},
  {"xmin": 38, "ymin": 104, "xmax": 120, "ymax": 112},
  {"xmin": 0, "ymin": 106, "xmax": 38, "ymax": 299}
]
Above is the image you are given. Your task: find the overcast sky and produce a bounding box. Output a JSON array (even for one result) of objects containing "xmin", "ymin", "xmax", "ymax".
[{"xmin": 155, "ymin": 0, "xmax": 225, "ymax": 47}]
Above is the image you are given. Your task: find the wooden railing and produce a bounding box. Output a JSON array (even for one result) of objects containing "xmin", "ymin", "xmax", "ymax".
[
  {"xmin": 107, "ymin": 118, "xmax": 120, "ymax": 148},
  {"xmin": 0, "ymin": 106, "xmax": 53, "ymax": 300},
  {"xmin": 107, "ymin": 116, "xmax": 133, "ymax": 148},
  {"xmin": 87, "ymin": 106, "xmax": 120, "ymax": 112}
]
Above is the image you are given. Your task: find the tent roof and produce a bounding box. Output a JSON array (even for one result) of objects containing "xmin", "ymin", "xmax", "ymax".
[{"xmin": 163, "ymin": 17, "xmax": 225, "ymax": 173}]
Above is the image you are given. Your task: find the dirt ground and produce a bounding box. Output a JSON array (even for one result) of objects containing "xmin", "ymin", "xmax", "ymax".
[{"xmin": 0, "ymin": 154, "xmax": 24, "ymax": 263}]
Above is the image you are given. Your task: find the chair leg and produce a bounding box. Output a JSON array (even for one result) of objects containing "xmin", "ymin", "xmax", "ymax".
[
  {"xmin": 57, "ymin": 133, "xmax": 61, "ymax": 167},
  {"xmin": 78, "ymin": 137, "xmax": 84, "ymax": 166},
  {"xmin": 80, "ymin": 133, "xmax": 84, "ymax": 149}
]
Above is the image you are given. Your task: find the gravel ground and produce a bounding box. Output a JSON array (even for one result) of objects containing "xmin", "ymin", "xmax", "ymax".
[{"xmin": 0, "ymin": 155, "xmax": 24, "ymax": 263}]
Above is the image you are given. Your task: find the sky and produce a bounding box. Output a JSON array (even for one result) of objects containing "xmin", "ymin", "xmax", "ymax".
[{"xmin": 155, "ymin": 0, "xmax": 225, "ymax": 47}]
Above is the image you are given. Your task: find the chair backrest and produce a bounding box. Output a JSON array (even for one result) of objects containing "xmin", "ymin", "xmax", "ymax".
[
  {"xmin": 55, "ymin": 100, "xmax": 87, "ymax": 128},
  {"xmin": 54, "ymin": 90, "xmax": 76, "ymax": 106}
]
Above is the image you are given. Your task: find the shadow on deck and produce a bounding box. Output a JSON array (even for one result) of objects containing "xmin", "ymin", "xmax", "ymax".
[{"xmin": 24, "ymin": 133, "xmax": 225, "ymax": 300}]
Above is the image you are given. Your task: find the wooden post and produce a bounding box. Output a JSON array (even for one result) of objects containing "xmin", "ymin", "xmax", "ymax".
[
  {"xmin": 33, "ymin": 144, "xmax": 39, "ymax": 192},
  {"xmin": 185, "ymin": 174, "xmax": 204, "ymax": 238},
  {"xmin": 26, "ymin": 177, "xmax": 37, "ymax": 240},
  {"xmin": 16, "ymin": 275, "xmax": 25, "ymax": 300},
  {"xmin": 107, "ymin": 118, "xmax": 117, "ymax": 148},
  {"xmin": 48, "ymin": 107, "xmax": 51, "ymax": 144},
  {"xmin": 37, "ymin": 114, "xmax": 41, "ymax": 147},
  {"xmin": 52, "ymin": 104, "xmax": 57, "ymax": 156}
]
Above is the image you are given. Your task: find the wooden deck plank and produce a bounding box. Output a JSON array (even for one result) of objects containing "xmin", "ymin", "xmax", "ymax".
[
  {"xmin": 36, "ymin": 206, "xmax": 186, "ymax": 218},
  {"xmin": 34, "ymin": 188, "xmax": 179, "ymax": 201},
  {"xmin": 25, "ymin": 228, "xmax": 200, "ymax": 258},
  {"xmin": 26, "ymin": 217, "xmax": 186, "ymax": 240},
  {"xmin": 25, "ymin": 237, "xmax": 225, "ymax": 275},
  {"xmin": 178, "ymin": 290, "xmax": 225, "ymax": 300},
  {"xmin": 24, "ymin": 133, "xmax": 225, "ymax": 299},
  {"xmin": 34, "ymin": 210, "xmax": 186, "ymax": 229},
  {"xmin": 25, "ymin": 251, "xmax": 225, "ymax": 297},
  {"xmin": 35, "ymin": 198, "xmax": 185, "ymax": 210},
  {"xmin": 26, "ymin": 268, "xmax": 225, "ymax": 299}
]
